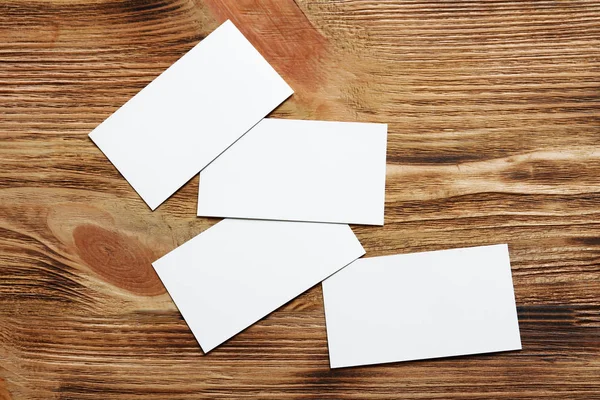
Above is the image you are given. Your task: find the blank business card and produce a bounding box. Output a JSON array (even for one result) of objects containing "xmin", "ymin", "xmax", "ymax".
[
  {"xmin": 322, "ymin": 244, "xmax": 521, "ymax": 368},
  {"xmin": 89, "ymin": 20, "xmax": 293, "ymax": 210},
  {"xmin": 153, "ymin": 218, "xmax": 365, "ymax": 353},
  {"xmin": 197, "ymin": 119, "xmax": 387, "ymax": 225}
]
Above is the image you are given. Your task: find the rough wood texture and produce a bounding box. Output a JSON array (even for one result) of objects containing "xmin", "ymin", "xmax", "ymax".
[{"xmin": 1, "ymin": 0, "xmax": 599, "ymax": 398}]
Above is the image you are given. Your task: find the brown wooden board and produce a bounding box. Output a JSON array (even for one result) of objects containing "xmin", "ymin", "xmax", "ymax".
[{"xmin": 1, "ymin": 0, "xmax": 599, "ymax": 398}]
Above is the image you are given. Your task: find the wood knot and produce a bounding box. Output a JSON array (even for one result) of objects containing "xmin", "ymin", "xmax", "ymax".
[
  {"xmin": 73, "ymin": 224, "xmax": 165, "ymax": 296},
  {"xmin": 0, "ymin": 377, "xmax": 12, "ymax": 400}
]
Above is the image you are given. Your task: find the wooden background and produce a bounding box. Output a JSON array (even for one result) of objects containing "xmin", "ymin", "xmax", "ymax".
[{"xmin": 1, "ymin": 0, "xmax": 599, "ymax": 398}]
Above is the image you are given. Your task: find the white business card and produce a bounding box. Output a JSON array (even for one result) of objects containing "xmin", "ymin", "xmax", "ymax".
[
  {"xmin": 198, "ymin": 118, "xmax": 387, "ymax": 225},
  {"xmin": 322, "ymin": 244, "xmax": 521, "ymax": 368},
  {"xmin": 89, "ymin": 20, "xmax": 293, "ymax": 210},
  {"xmin": 153, "ymin": 218, "xmax": 365, "ymax": 353}
]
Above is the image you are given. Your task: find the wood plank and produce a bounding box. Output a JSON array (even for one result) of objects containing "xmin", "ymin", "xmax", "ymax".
[{"xmin": 1, "ymin": 0, "xmax": 599, "ymax": 398}]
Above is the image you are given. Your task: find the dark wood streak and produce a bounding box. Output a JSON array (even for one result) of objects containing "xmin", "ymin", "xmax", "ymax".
[{"xmin": 1, "ymin": 0, "xmax": 599, "ymax": 399}]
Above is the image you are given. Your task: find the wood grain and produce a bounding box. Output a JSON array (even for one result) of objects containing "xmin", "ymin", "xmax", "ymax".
[{"xmin": 1, "ymin": 0, "xmax": 599, "ymax": 398}]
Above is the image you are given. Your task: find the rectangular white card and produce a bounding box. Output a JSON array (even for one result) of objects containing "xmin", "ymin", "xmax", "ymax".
[
  {"xmin": 153, "ymin": 218, "xmax": 365, "ymax": 353},
  {"xmin": 322, "ymin": 244, "xmax": 521, "ymax": 368},
  {"xmin": 89, "ymin": 20, "xmax": 293, "ymax": 210},
  {"xmin": 197, "ymin": 119, "xmax": 387, "ymax": 225}
]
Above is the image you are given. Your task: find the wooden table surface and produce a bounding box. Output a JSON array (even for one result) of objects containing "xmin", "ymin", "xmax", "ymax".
[{"xmin": 1, "ymin": 0, "xmax": 599, "ymax": 398}]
